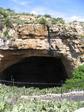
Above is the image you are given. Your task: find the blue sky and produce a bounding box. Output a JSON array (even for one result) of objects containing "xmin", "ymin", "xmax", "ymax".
[{"xmin": 0, "ymin": 0, "xmax": 84, "ymax": 21}]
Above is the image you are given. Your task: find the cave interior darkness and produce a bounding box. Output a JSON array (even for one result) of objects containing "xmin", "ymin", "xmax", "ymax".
[{"xmin": 2, "ymin": 56, "xmax": 68, "ymax": 87}]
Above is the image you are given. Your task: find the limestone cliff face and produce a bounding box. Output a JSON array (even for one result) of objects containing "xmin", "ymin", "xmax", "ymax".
[{"xmin": 0, "ymin": 24, "xmax": 84, "ymax": 76}]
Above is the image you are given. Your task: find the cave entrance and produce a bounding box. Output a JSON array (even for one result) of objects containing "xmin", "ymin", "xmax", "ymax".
[{"xmin": 1, "ymin": 56, "xmax": 68, "ymax": 87}]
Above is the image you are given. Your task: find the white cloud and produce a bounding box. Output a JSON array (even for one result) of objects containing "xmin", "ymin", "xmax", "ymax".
[
  {"xmin": 31, "ymin": 7, "xmax": 66, "ymax": 18},
  {"xmin": 31, "ymin": 7, "xmax": 84, "ymax": 22},
  {"xmin": 66, "ymin": 16, "xmax": 84, "ymax": 22},
  {"xmin": 10, "ymin": 0, "xmax": 31, "ymax": 6}
]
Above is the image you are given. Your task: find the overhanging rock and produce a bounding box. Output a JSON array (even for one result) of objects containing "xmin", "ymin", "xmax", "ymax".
[{"xmin": 0, "ymin": 24, "xmax": 84, "ymax": 79}]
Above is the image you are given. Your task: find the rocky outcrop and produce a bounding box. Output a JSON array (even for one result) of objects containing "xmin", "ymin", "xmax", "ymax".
[{"xmin": 0, "ymin": 23, "xmax": 84, "ymax": 77}]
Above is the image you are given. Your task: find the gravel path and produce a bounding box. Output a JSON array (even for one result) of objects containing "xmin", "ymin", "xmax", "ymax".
[{"xmin": 20, "ymin": 91, "xmax": 84, "ymax": 101}]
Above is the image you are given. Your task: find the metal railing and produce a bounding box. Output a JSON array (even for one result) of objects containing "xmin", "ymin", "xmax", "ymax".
[{"xmin": 0, "ymin": 79, "xmax": 62, "ymax": 86}]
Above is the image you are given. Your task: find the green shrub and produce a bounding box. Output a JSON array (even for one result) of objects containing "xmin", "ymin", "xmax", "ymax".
[
  {"xmin": 52, "ymin": 17, "xmax": 65, "ymax": 24},
  {"xmin": 64, "ymin": 64, "xmax": 84, "ymax": 89},
  {"xmin": 0, "ymin": 8, "xmax": 8, "ymax": 18},
  {"xmin": 0, "ymin": 102, "xmax": 5, "ymax": 111},
  {"xmin": 0, "ymin": 8, "xmax": 12, "ymax": 28},
  {"xmin": 72, "ymin": 64, "xmax": 84, "ymax": 79},
  {"xmin": 38, "ymin": 17, "xmax": 48, "ymax": 25},
  {"xmin": 80, "ymin": 35, "xmax": 84, "ymax": 38},
  {"xmin": 6, "ymin": 8, "xmax": 15, "ymax": 13},
  {"xmin": 44, "ymin": 14, "xmax": 51, "ymax": 18},
  {"xmin": 51, "ymin": 18, "xmax": 58, "ymax": 24},
  {"xmin": 4, "ymin": 17, "xmax": 12, "ymax": 28},
  {"xmin": 3, "ymin": 30, "xmax": 11, "ymax": 39}
]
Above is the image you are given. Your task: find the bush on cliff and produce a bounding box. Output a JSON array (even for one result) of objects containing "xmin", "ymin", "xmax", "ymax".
[
  {"xmin": 64, "ymin": 64, "xmax": 84, "ymax": 89},
  {"xmin": 44, "ymin": 14, "xmax": 51, "ymax": 18},
  {"xmin": 0, "ymin": 8, "xmax": 8, "ymax": 18},
  {"xmin": 52, "ymin": 17, "xmax": 65, "ymax": 24},
  {"xmin": 0, "ymin": 8, "xmax": 13, "ymax": 28},
  {"xmin": 38, "ymin": 17, "xmax": 48, "ymax": 25},
  {"xmin": 80, "ymin": 34, "xmax": 84, "ymax": 38}
]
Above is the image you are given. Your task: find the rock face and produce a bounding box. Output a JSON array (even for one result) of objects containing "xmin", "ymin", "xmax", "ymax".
[{"xmin": 0, "ymin": 24, "xmax": 84, "ymax": 77}]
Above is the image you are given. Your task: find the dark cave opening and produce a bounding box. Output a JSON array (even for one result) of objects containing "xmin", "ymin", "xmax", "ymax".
[{"xmin": 1, "ymin": 56, "xmax": 68, "ymax": 87}]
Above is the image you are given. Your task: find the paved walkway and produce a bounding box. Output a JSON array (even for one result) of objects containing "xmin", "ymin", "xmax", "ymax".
[{"xmin": 20, "ymin": 91, "xmax": 84, "ymax": 101}]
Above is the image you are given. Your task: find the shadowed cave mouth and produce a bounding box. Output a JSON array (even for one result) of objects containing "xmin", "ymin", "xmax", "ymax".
[{"xmin": 2, "ymin": 56, "xmax": 68, "ymax": 87}]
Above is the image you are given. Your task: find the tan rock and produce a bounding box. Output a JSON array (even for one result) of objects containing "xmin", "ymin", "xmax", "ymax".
[
  {"xmin": 17, "ymin": 24, "xmax": 48, "ymax": 38},
  {"xmin": 0, "ymin": 24, "xmax": 83, "ymax": 77}
]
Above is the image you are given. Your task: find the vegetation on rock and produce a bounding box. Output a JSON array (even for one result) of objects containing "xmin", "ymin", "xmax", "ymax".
[
  {"xmin": 44, "ymin": 14, "xmax": 51, "ymax": 18},
  {"xmin": 51, "ymin": 17, "xmax": 65, "ymax": 24},
  {"xmin": 80, "ymin": 34, "xmax": 84, "ymax": 38},
  {"xmin": 0, "ymin": 7, "xmax": 84, "ymax": 40},
  {"xmin": 38, "ymin": 17, "xmax": 48, "ymax": 25},
  {"xmin": 0, "ymin": 8, "xmax": 13, "ymax": 39},
  {"xmin": 64, "ymin": 64, "xmax": 84, "ymax": 89}
]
